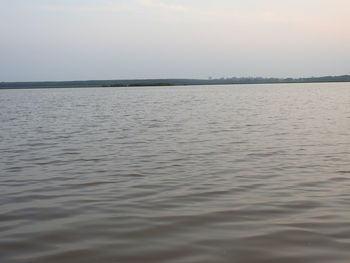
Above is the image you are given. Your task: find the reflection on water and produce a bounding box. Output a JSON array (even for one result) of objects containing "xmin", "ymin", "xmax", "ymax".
[{"xmin": 1, "ymin": 83, "xmax": 350, "ymax": 263}]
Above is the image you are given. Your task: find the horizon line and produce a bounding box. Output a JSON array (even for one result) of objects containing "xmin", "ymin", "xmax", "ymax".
[{"xmin": 1, "ymin": 74, "xmax": 350, "ymax": 84}]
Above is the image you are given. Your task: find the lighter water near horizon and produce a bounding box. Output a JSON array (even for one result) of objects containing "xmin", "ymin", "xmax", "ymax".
[{"xmin": 1, "ymin": 83, "xmax": 350, "ymax": 263}]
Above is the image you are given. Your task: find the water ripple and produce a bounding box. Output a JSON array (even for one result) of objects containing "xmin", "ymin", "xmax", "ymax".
[{"xmin": 1, "ymin": 83, "xmax": 350, "ymax": 262}]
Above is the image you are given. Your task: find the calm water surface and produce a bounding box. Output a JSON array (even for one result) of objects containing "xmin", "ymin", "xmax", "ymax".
[{"xmin": 1, "ymin": 83, "xmax": 350, "ymax": 263}]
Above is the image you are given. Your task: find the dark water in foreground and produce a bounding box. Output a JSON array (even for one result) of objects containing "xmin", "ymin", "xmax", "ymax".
[{"xmin": 1, "ymin": 83, "xmax": 350, "ymax": 263}]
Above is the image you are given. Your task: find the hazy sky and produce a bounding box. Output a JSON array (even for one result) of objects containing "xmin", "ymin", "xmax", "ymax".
[{"xmin": 1, "ymin": 0, "xmax": 349, "ymax": 81}]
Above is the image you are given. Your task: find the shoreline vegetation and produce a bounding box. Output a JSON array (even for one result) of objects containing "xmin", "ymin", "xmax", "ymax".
[
  {"xmin": 1, "ymin": 75, "xmax": 350, "ymax": 89},
  {"xmin": 105, "ymin": 83, "xmax": 174, "ymax": 87}
]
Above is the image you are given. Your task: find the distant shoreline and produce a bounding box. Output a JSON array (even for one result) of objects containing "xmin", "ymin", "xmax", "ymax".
[{"xmin": 1, "ymin": 75, "xmax": 350, "ymax": 89}]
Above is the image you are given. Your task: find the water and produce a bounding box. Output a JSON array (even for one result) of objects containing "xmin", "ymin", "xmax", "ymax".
[{"xmin": 1, "ymin": 83, "xmax": 350, "ymax": 263}]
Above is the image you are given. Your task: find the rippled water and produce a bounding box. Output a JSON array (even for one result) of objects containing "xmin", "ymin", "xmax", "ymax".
[{"xmin": 1, "ymin": 83, "xmax": 350, "ymax": 263}]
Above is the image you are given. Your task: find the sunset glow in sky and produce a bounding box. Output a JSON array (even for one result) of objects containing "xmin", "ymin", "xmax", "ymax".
[{"xmin": 1, "ymin": 0, "xmax": 349, "ymax": 81}]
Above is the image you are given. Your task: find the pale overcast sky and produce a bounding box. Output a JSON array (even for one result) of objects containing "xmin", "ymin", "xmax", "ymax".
[{"xmin": 1, "ymin": 0, "xmax": 349, "ymax": 81}]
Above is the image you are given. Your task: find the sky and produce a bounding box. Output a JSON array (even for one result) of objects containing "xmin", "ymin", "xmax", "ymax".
[{"xmin": 1, "ymin": 0, "xmax": 350, "ymax": 81}]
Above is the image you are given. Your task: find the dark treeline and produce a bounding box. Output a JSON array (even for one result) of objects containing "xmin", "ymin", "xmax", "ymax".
[
  {"xmin": 106, "ymin": 83, "xmax": 173, "ymax": 87},
  {"xmin": 1, "ymin": 75, "xmax": 350, "ymax": 88}
]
